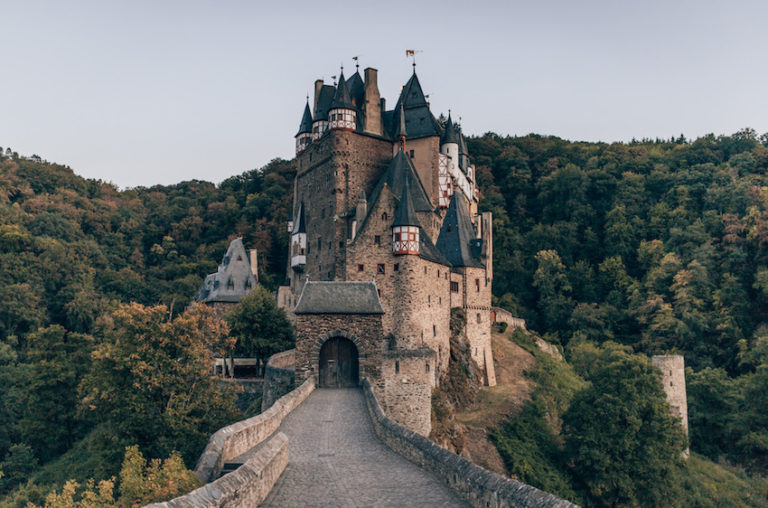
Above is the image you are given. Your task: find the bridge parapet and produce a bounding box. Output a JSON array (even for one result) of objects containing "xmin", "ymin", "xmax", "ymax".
[
  {"xmin": 361, "ymin": 379, "xmax": 577, "ymax": 508},
  {"xmin": 194, "ymin": 377, "xmax": 314, "ymax": 484},
  {"xmin": 146, "ymin": 432, "xmax": 289, "ymax": 508}
]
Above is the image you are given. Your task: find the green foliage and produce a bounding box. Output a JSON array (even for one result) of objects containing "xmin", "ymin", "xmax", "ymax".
[
  {"xmin": 0, "ymin": 444, "xmax": 38, "ymax": 494},
  {"xmin": 563, "ymin": 345, "xmax": 686, "ymax": 506},
  {"xmin": 79, "ymin": 303, "xmax": 239, "ymax": 466},
  {"xmin": 224, "ymin": 286, "xmax": 294, "ymax": 366}
]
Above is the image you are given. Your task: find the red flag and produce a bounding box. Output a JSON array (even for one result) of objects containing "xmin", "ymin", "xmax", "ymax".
[{"xmin": 406, "ymin": 49, "xmax": 415, "ymax": 57}]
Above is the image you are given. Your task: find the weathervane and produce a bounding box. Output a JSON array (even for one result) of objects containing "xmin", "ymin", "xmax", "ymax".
[
  {"xmin": 405, "ymin": 49, "xmax": 422, "ymax": 70},
  {"xmin": 352, "ymin": 55, "xmax": 362, "ymax": 71}
]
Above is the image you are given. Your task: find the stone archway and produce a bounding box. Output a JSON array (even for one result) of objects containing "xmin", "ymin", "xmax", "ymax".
[{"xmin": 318, "ymin": 337, "xmax": 359, "ymax": 388}]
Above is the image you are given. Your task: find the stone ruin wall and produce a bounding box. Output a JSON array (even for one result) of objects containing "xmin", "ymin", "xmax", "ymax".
[{"xmin": 651, "ymin": 355, "xmax": 689, "ymax": 437}]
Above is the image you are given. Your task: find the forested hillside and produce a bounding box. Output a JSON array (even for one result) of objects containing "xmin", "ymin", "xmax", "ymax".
[{"xmin": 1, "ymin": 129, "xmax": 767, "ymax": 504}]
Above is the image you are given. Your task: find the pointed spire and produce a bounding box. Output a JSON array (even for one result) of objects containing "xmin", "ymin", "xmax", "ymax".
[
  {"xmin": 441, "ymin": 112, "xmax": 459, "ymax": 145},
  {"xmin": 393, "ymin": 174, "xmax": 420, "ymax": 227},
  {"xmin": 395, "ymin": 102, "xmax": 407, "ymax": 149},
  {"xmin": 436, "ymin": 192, "xmax": 483, "ymax": 268},
  {"xmin": 330, "ymin": 69, "xmax": 355, "ymax": 109},
  {"xmin": 296, "ymin": 100, "xmax": 313, "ymax": 136}
]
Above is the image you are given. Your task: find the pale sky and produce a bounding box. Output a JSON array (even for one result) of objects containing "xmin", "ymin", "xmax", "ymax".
[{"xmin": 1, "ymin": 0, "xmax": 766, "ymax": 188}]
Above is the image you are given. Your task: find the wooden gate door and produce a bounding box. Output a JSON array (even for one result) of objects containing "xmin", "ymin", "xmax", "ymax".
[{"xmin": 319, "ymin": 337, "xmax": 359, "ymax": 387}]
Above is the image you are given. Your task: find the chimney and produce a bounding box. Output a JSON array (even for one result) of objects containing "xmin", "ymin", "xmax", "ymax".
[
  {"xmin": 363, "ymin": 68, "xmax": 382, "ymax": 135},
  {"xmin": 313, "ymin": 79, "xmax": 324, "ymax": 116},
  {"xmin": 249, "ymin": 249, "xmax": 259, "ymax": 281}
]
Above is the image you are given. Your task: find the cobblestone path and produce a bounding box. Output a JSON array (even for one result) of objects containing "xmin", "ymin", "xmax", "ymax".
[{"xmin": 260, "ymin": 388, "xmax": 466, "ymax": 507}]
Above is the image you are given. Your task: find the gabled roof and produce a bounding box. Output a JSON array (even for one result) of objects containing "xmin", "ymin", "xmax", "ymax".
[
  {"xmin": 194, "ymin": 238, "xmax": 257, "ymax": 303},
  {"xmin": 294, "ymin": 281, "xmax": 384, "ymax": 314},
  {"xmin": 314, "ymin": 84, "xmax": 336, "ymax": 121},
  {"xmin": 392, "ymin": 174, "xmax": 419, "ymax": 227},
  {"xmin": 296, "ymin": 101, "xmax": 313, "ymax": 136},
  {"xmin": 436, "ymin": 192, "xmax": 484, "ymax": 268},
  {"xmin": 330, "ymin": 71, "xmax": 355, "ymax": 110},
  {"xmin": 292, "ymin": 201, "xmax": 306, "ymax": 235},
  {"xmin": 441, "ymin": 114, "xmax": 459, "ymax": 145},
  {"xmin": 368, "ymin": 149, "xmax": 433, "ymax": 215}
]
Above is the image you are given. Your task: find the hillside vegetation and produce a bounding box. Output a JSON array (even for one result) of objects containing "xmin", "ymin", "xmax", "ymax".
[{"xmin": 1, "ymin": 129, "xmax": 768, "ymax": 505}]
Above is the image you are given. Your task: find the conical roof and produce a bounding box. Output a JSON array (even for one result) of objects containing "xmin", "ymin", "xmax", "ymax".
[
  {"xmin": 441, "ymin": 113, "xmax": 459, "ymax": 144},
  {"xmin": 292, "ymin": 201, "xmax": 306, "ymax": 235},
  {"xmin": 436, "ymin": 192, "xmax": 483, "ymax": 268},
  {"xmin": 393, "ymin": 174, "xmax": 419, "ymax": 227},
  {"xmin": 398, "ymin": 71, "xmax": 428, "ymax": 108},
  {"xmin": 296, "ymin": 101, "xmax": 313, "ymax": 136},
  {"xmin": 330, "ymin": 71, "xmax": 355, "ymax": 109}
]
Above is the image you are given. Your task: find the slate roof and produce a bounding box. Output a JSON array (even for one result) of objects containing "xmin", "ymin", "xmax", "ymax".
[
  {"xmin": 441, "ymin": 114, "xmax": 459, "ymax": 144},
  {"xmin": 390, "ymin": 72, "xmax": 441, "ymax": 139},
  {"xmin": 392, "ymin": 174, "xmax": 419, "ymax": 227},
  {"xmin": 296, "ymin": 101, "xmax": 313, "ymax": 136},
  {"xmin": 292, "ymin": 201, "xmax": 306, "ymax": 235},
  {"xmin": 294, "ymin": 281, "xmax": 385, "ymax": 314},
  {"xmin": 314, "ymin": 84, "xmax": 336, "ymax": 121},
  {"xmin": 436, "ymin": 192, "xmax": 484, "ymax": 268},
  {"xmin": 330, "ymin": 71, "xmax": 355, "ymax": 110},
  {"xmin": 368, "ymin": 149, "xmax": 433, "ymax": 215},
  {"xmin": 419, "ymin": 228, "xmax": 451, "ymax": 265},
  {"xmin": 347, "ymin": 71, "xmax": 365, "ymax": 109},
  {"xmin": 195, "ymin": 238, "xmax": 257, "ymax": 303}
]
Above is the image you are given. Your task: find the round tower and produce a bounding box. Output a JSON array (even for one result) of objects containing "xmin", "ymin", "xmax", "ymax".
[
  {"xmin": 392, "ymin": 174, "xmax": 420, "ymax": 256},
  {"xmin": 295, "ymin": 100, "xmax": 313, "ymax": 155},
  {"xmin": 440, "ymin": 113, "xmax": 459, "ymax": 167},
  {"xmin": 328, "ymin": 71, "xmax": 357, "ymax": 131}
]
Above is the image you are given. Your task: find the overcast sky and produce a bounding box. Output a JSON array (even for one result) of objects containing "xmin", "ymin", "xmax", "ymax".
[{"xmin": 1, "ymin": 0, "xmax": 766, "ymax": 188}]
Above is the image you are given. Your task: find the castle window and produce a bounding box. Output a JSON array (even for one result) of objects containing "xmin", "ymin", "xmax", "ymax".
[
  {"xmin": 227, "ymin": 279, "xmax": 234, "ymax": 291},
  {"xmin": 409, "ymin": 149, "xmax": 415, "ymax": 158},
  {"xmin": 378, "ymin": 289, "xmax": 381, "ymax": 297},
  {"xmin": 477, "ymin": 313, "xmax": 482, "ymax": 323},
  {"xmin": 437, "ymin": 270, "xmax": 440, "ymax": 278},
  {"xmin": 439, "ymin": 296, "xmax": 442, "ymax": 304},
  {"xmin": 318, "ymin": 237, "xmax": 322, "ymax": 250},
  {"xmin": 358, "ymin": 264, "xmax": 364, "ymax": 272},
  {"xmin": 433, "ymin": 325, "xmax": 436, "ymax": 336},
  {"xmin": 381, "ymin": 212, "xmax": 388, "ymax": 220},
  {"xmin": 300, "ymin": 248, "xmax": 305, "ymax": 255},
  {"xmin": 426, "ymin": 363, "xmax": 430, "ymax": 372},
  {"xmin": 424, "ymin": 266, "xmax": 427, "ymax": 274},
  {"xmin": 450, "ymin": 281, "xmax": 459, "ymax": 293},
  {"xmin": 375, "ymin": 235, "xmax": 381, "ymax": 245},
  {"xmin": 395, "ymin": 361, "xmax": 399, "ymax": 373},
  {"xmin": 428, "ymin": 295, "xmax": 431, "ymax": 303},
  {"xmin": 322, "ymin": 208, "xmax": 325, "ymax": 218},
  {"xmin": 340, "ymin": 241, "xmax": 344, "ymax": 249},
  {"xmin": 476, "ymin": 279, "xmax": 480, "ymax": 292},
  {"xmin": 394, "ymin": 263, "xmax": 399, "ymax": 271},
  {"xmin": 377, "ymin": 264, "xmax": 385, "ymax": 274}
]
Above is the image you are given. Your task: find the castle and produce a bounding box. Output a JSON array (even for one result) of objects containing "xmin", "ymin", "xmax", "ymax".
[{"xmin": 276, "ymin": 65, "xmax": 496, "ymax": 435}]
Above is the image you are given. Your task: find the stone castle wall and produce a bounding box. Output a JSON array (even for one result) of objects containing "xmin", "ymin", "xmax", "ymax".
[
  {"xmin": 375, "ymin": 348, "xmax": 435, "ymax": 436},
  {"xmin": 462, "ymin": 265, "xmax": 496, "ymax": 386},
  {"xmin": 261, "ymin": 349, "xmax": 296, "ymax": 411}
]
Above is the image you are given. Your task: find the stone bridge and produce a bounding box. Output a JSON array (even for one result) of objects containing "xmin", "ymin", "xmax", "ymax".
[{"xmin": 148, "ymin": 377, "xmax": 576, "ymax": 508}]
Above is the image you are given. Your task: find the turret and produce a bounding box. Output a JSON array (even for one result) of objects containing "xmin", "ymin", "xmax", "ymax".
[
  {"xmin": 392, "ymin": 175, "xmax": 420, "ymax": 256},
  {"xmin": 295, "ymin": 100, "xmax": 313, "ymax": 155},
  {"xmin": 291, "ymin": 202, "xmax": 307, "ymax": 271},
  {"xmin": 328, "ymin": 71, "xmax": 357, "ymax": 131},
  {"xmin": 440, "ymin": 113, "xmax": 459, "ymax": 166},
  {"xmin": 395, "ymin": 102, "xmax": 407, "ymax": 150}
]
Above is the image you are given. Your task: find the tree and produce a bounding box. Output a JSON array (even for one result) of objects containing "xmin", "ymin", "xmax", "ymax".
[
  {"xmin": 79, "ymin": 303, "xmax": 239, "ymax": 465},
  {"xmin": 0, "ymin": 443, "xmax": 38, "ymax": 494},
  {"xmin": 224, "ymin": 286, "xmax": 294, "ymax": 374},
  {"xmin": 533, "ymin": 250, "xmax": 573, "ymax": 337},
  {"xmin": 563, "ymin": 350, "xmax": 686, "ymax": 506}
]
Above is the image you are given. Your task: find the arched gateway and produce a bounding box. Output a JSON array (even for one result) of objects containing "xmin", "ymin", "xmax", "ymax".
[{"xmin": 319, "ymin": 337, "xmax": 359, "ymax": 387}]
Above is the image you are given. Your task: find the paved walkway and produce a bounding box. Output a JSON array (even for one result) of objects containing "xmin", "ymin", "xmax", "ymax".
[{"xmin": 260, "ymin": 388, "xmax": 466, "ymax": 507}]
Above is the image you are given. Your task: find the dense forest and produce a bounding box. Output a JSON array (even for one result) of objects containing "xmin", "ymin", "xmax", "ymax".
[{"xmin": 1, "ymin": 129, "xmax": 767, "ymax": 505}]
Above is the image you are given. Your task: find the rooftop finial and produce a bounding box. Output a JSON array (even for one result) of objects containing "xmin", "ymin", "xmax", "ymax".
[{"xmin": 353, "ymin": 55, "xmax": 360, "ymax": 71}]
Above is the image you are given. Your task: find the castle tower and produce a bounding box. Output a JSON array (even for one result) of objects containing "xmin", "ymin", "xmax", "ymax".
[
  {"xmin": 392, "ymin": 175, "xmax": 420, "ymax": 256},
  {"xmin": 295, "ymin": 101, "xmax": 313, "ymax": 155},
  {"xmin": 328, "ymin": 71, "xmax": 357, "ymax": 131},
  {"xmin": 652, "ymin": 355, "xmax": 689, "ymax": 457}
]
